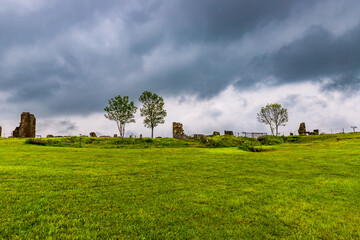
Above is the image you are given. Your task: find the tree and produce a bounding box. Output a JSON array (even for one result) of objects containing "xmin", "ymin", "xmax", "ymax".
[
  {"xmin": 139, "ymin": 91, "xmax": 167, "ymax": 138},
  {"xmin": 257, "ymin": 103, "xmax": 288, "ymax": 136},
  {"xmin": 104, "ymin": 95, "xmax": 137, "ymax": 140}
]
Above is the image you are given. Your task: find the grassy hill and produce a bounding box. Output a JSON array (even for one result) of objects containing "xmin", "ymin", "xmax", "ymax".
[{"xmin": 0, "ymin": 134, "xmax": 360, "ymax": 239}]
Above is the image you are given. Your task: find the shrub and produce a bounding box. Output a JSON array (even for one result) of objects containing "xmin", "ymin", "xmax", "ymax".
[
  {"xmin": 25, "ymin": 138, "xmax": 46, "ymax": 146},
  {"xmin": 257, "ymin": 136, "xmax": 284, "ymax": 145}
]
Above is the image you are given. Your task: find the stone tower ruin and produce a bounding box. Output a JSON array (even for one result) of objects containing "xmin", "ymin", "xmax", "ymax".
[
  {"xmin": 173, "ymin": 122, "xmax": 186, "ymax": 139},
  {"xmin": 13, "ymin": 112, "xmax": 36, "ymax": 138},
  {"xmin": 298, "ymin": 122, "xmax": 306, "ymax": 135}
]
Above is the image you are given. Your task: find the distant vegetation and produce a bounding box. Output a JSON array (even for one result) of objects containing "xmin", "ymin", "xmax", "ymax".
[{"xmin": 25, "ymin": 133, "xmax": 359, "ymax": 151}]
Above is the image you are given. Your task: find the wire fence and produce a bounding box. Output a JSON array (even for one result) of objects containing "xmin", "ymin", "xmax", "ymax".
[{"xmin": 237, "ymin": 127, "xmax": 358, "ymax": 138}]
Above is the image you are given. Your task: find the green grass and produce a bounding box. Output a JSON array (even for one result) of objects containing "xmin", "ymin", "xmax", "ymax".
[{"xmin": 1, "ymin": 134, "xmax": 360, "ymax": 239}]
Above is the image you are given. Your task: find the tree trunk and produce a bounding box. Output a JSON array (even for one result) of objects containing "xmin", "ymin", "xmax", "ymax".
[
  {"xmin": 270, "ymin": 125, "xmax": 275, "ymax": 136},
  {"xmin": 151, "ymin": 127, "xmax": 154, "ymax": 138},
  {"xmin": 276, "ymin": 125, "xmax": 279, "ymax": 136}
]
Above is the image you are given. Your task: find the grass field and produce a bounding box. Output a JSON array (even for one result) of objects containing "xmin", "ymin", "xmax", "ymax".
[{"xmin": 0, "ymin": 134, "xmax": 360, "ymax": 239}]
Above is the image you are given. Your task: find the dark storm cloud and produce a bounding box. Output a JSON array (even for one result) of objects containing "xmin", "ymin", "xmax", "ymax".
[
  {"xmin": 0, "ymin": 0, "xmax": 359, "ymax": 116},
  {"xmin": 261, "ymin": 24, "xmax": 360, "ymax": 89}
]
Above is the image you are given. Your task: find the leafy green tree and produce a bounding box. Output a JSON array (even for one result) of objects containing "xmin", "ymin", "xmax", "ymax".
[
  {"xmin": 139, "ymin": 91, "xmax": 167, "ymax": 138},
  {"xmin": 257, "ymin": 103, "xmax": 288, "ymax": 136},
  {"xmin": 104, "ymin": 95, "xmax": 137, "ymax": 140}
]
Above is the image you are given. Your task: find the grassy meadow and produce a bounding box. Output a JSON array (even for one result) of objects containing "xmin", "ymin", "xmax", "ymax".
[{"xmin": 0, "ymin": 134, "xmax": 360, "ymax": 239}]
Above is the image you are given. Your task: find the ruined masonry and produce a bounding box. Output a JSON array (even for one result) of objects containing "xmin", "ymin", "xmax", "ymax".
[
  {"xmin": 90, "ymin": 132, "xmax": 97, "ymax": 137},
  {"xmin": 13, "ymin": 112, "xmax": 36, "ymax": 138},
  {"xmin": 298, "ymin": 122, "xmax": 306, "ymax": 135},
  {"xmin": 224, "ymin": 130, "xmax": 234, "ymax": 136},
  {"xmin": 173, "ymin": 122, "xmax": 186, "ymax": 139}
]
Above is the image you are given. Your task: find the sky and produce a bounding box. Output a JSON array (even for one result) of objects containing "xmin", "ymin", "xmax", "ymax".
[{"xmin": 1, "ymin": 0, "xmax": 360, "ymax": 137}]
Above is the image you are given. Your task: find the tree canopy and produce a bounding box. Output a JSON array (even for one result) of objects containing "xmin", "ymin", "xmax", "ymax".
[
  {"xmin": 139, "ymin": 91, "xmax": 167, "ymax": 138},
  {"xmin": 104, "ymin": 95, "xmax": 137, "ymax": 140},
  {"xmin": 257, "ymin": 103, "xmax": 288, "ymax": 136}
]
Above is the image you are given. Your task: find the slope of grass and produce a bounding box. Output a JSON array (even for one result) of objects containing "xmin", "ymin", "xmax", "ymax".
[{"xmin": 0, "ymin": 134, "xmax": 360, "ymax": 239}]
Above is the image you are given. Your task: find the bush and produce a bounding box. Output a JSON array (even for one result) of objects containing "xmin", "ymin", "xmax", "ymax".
[
  {"xmin": 257, "ymin": 136, "xmax": 284, "ymax": 145},
  {"xmin": 25, "ymin": 138, "xmax": 46, "ymax": 146},
  {"xmin": 206, "ymin": 135, "xmax": 260, "ymax": 148}
]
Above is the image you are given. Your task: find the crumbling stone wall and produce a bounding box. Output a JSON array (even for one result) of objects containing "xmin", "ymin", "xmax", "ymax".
[
  {"xmin": 213, "ymin": 131, "xmax": 220, "ymax": 136},
  {"xmin": 12, "ymin": 112, "xmax": 36, "ymax": 138},
  {"xmin": 224, "ymin": 130, "xmax": 234, "ymax": 136},
  {"xmin": 173, "ymin": 122, "xmax": 186, "ymax": 139},
  {"xmin": 298, "ymin": 122, "xmax": 306, "ymax": 135}
]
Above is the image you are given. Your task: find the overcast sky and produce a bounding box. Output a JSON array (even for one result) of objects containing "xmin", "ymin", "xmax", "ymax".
[{"xmin": 1, "ymin": 0, "xmax": 360, "ymax": 137}]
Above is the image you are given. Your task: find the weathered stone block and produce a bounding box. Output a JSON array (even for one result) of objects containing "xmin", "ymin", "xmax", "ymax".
[
  {"xmin": 90, "ymin": 132, "xmax": 97, "ymax": 137},
  {"xmin": 12, "ymin": 112, "xmax": 36, "ymax": 138},
  {"xmin": 194, "ymin": 134, "xmax": 205, "ymax": 140},
  {"xmin": 173, "ymin": 122, "xmax": 186, "ymax": 139},
  {"xmin": 298, "ymin": 122, "xmax": 306, "ymax": 135},
  {"xmin": 212, "ymin": 131, "xmax": 220, "ymax": 136},
  {"xmin": 313, "ymin": 129, "xmax": 319, "ymax": 135},
  {"xmin": 224, "ymin": 130, "xmax": 234, "ymax": 136}
]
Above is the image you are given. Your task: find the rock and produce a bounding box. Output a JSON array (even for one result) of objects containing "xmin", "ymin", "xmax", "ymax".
[
  {"xmin": 251, "ymin": 147, "xmax": 260, "ymax": 152},
  {"xmin": 173, "ymin": 122, "xmax": 186, "ymax": 139},
  {"xmin": 290, "ymin": 133, "xmax": 294, "ymax": 136},
  {"xmin": 194, "ymin": 134, "xmax": 205, "ymax": 140},
  {"xmin": 224, "ymin": 130, "xmax": 234, "ymax": 136},
  {"xmin": 212, "ymin": 131, "xmax": 220, "ymax": 136},
  {"xmin": 313, "ymin": 129, "xmax": 319, "ymax": 135},
  {"xmin": 12, "ymin": 112, "xmax": 36, "ymax": 138},
  {"xmin": 47, "ymin": 135, "xmax": 54, "ymax": 138},
  {"xmin": 114, "ymin": 134, "xmax": 118, "ymax": 138},
  {"xmin": 298, "ymin": 122, "xmax": 306, "ymax": 135},
  {"xmin": 90, "ymin": 132, "xmax": 97, "ymax": 137}
]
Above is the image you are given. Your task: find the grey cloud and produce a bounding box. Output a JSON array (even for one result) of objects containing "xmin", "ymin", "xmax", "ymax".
[
  {"xmin": 0, "ymin": 0, "xmax": 360, "ymax": 118},
  {"xmin": 261, "ymin": 24, "xmax": 360, "ymax": 89}
]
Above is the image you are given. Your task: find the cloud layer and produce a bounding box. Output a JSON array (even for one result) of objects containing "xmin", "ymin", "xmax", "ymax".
[{"xmin": 1, "ymin": 0, "xmax": 360, "ymax": 136}]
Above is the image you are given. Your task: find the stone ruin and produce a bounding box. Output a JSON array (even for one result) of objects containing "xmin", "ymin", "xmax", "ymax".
[
  {"xmin": 173, "ymin": 122, "xmax": 187, "ymax": 139},
  {"xmin": 224, "ymin": 130, "xmax": 234, "ymax": 136},
  {"xmin": 298, "ymin": 122, "xmax": 306, "ymax": 135},
  {"xmin": 193, "ymin": 134, "xmax": 205, "ymax": 140},
  {"xmin": 298, "ymin": 123, "xmax": 320, "ymax": 135},
  {"xmin": 89, "ymin": 132, "xmax": 97, "ymax": 137},
  {"xmin": 213, "ymin": 131, "xmax": 220, "ymax": 136},
  {"xmin": 12, "ymin": 112, "xmax": 36, "ymax": 138}
]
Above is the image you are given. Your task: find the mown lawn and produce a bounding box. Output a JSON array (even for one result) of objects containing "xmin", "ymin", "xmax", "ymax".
[{"xmin": 0, "ymin": 135, "xmax": 360, "ymax": 239}]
